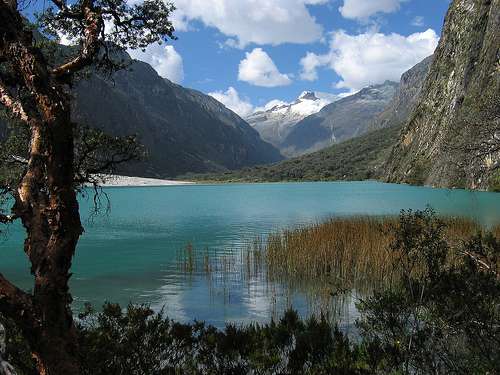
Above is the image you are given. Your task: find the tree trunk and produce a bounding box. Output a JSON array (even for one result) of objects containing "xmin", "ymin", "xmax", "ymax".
[{"xmin": 0, "ymin": 2, "xmax": 84, "ymax": 373}]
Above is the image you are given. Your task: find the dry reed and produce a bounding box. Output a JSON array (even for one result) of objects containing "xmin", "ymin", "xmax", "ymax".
[{"xmin": 177, "ymin": 217, "xmax": 500, "ymax": 311}]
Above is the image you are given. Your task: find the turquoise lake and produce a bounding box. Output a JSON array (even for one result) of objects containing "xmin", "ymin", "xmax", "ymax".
[{"xmin": 1, "ymin": 181, "xmax": 499, "ymax": 327}]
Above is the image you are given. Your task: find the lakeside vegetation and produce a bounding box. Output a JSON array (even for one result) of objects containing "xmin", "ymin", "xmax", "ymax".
[
  {"xmin": 177, "ymin": 212, "xmax": 499, "ymax": 297},
  {"xmin": 3, "ymin": 209, "xmax": 498, "ymax": 374},
  {"xmin": 185, "ymin": 125, "xmax": 400, "ymax": 183}
]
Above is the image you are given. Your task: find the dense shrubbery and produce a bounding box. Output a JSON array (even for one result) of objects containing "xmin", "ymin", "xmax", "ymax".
[
  {"xmin": 1, "ymin": 210, "xmax": 499, "ymax": 374},
  {"xmin": 358, "ymin": 211, "xmax": 500, "ymax": 374},
  {"xmin": 187, "ymin": 126, "xmax": 400, "ymax": 183}
]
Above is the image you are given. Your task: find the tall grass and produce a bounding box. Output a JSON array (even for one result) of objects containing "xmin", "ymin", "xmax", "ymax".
[
  {"xmin": 264, "ymin": 216, "xmax": 495, "ymax": 292},
  {"xmin": 176, "ymin": 215, "xmax": 500, "ymax": 317}
]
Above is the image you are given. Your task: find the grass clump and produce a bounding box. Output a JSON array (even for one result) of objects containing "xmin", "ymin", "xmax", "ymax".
[{"xmin": 263, "ymin": 211, "xmax": 490, "ymax": 292}]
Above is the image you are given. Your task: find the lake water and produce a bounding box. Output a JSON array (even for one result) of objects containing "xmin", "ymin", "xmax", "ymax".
[{"xmin": 1, "ymin": 181, "xmax": 499, "ymax": 327}]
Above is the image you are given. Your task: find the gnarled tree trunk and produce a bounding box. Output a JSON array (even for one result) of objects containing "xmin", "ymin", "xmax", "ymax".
[{"xmin": 0, "ymin": 1, "xmax": 83, "ymax": 373}]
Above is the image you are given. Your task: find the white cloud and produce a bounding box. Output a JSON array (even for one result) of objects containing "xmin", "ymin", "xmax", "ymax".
[
  {"xmin": 412, "ymin": 16, "xmax": 425, "ymax": 27},
  {"xmin": 299, "ymin": 29, "xmax": 439, "ymax": 91},
  {"xmin": 171, "ymin": 0, "xmax": 326, "ymax": 48},
  {"xmin": 238, "ymin": 48, "xmax": 292, "ymax": 87},
  {"xmin": 339, "ymin": 0, "xmax": 406, "ymax": 20},
  {"xmin": 300, "ymin": 52, "xmax": 328, "ymax": 81},
  {"xmin": 128, "ymin": 44, "xmax": 184, "ymax": 83},
  {"xmin": 208, "ymin": 87, "xmax": 254, "ymax": 117}
]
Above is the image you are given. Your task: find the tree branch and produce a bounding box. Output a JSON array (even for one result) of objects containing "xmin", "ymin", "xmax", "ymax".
[
  {"xmin": 51, "ymin": 0, "xmax": 103, "ymax": 79},
  {"xmin": 0, "ymin": 214, "xmax": 17, "ymax": 224},
  {"xmin": 0, "ymin": 80, "xmax": 30, "ymax": 125},
  {"xmin": 0, "ymin": 274, "xmax": 34, "ymax": 330}
]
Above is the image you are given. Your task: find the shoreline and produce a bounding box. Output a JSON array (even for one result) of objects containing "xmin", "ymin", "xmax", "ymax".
[{"xmin": 91, "ymin": 175, "xmax": 195, "ymax": 187}]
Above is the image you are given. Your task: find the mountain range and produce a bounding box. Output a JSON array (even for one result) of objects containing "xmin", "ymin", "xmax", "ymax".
[
  {"xmin": 196, "ymin": 56, "xmax": 432, "ymax": 183},
  {"xmin": 199, "ymin": 0, "xmax": 499, "ymax": 191},
  {"xmin": 0, "ymin": 50, "xmax": 283, "ymax": 178},
  {"xmin": 245, "ymin": 91, "xmax": 339, "ymax": 151},
  {"xmin": 72, "ymin": 58, "xmax": 283, "ymax": 177},
  {"xmin": 1, "ymin": 0, "xmax": 498, "ymax": 190},
  {"xmin": 279, "ymin": 81, "xmax": 398, "ymax": 156}
]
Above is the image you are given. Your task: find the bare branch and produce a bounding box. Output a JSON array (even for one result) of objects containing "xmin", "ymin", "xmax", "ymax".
[
  {"xmin": 0, "ymin": 80, "xmax": 30, "ymax": 125},
  {"xmin": 0, "ymin": 214, "xmax": 17, "ymax": 224}
]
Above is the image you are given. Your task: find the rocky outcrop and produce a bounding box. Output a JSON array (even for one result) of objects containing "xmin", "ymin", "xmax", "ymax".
[
  {"xmin": 386, "ymin": 0, "xmax": 500, "ymax": 190},
  {"xmin": 370, "ymin": 56, "xmax": 434, "ymax": 131}
]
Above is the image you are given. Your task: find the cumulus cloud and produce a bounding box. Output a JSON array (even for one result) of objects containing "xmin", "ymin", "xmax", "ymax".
[
  {"xmin": 299, "ymin": 52, "xmax": 327, "ymax": 81},
  {"xmin": 128, "ymin": 44, "xmax": 184, "ymax": 83},
  {"xmin": 238, "ymin": 48, "xmax": 292, "ymax": 87},
  {"xmin": 299, "ymin": 29, "xmax": 439, "ymax": 91},
  {"xmin": 339, "ymin": 0, "xmax": 406, "ymax": 20},
  {"xmin": 171, "ymin": 0, "xmax": 326, "ymax": 48},
  {"xmin": 208, "ymin": 87, "xmax": 254, "ymax": 117}
]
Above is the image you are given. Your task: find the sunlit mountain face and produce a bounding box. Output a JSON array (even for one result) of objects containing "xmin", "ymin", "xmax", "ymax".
[{"xmin": 246, "ymin": 91, "xmax": 340, "ymax": 150}]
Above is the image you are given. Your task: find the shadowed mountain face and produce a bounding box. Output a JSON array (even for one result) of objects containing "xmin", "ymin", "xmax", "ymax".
[
  {"xmin": 369, "ymin": 56, "xmax": 434, "ymax": 132},
  {"xmin": 386, "ymin": 0, "xmax": 500, "ymax": 190},
  {"xmin": 0, "ymin": 48, "xmax": 283, "ymax": 178},
  {"xmin": 71, "ymin": 58, "xmax": 282, "ymax": 178},
  {"xmin": 281, "ymin": 82, "xmax": 398, "ymax": 157}
]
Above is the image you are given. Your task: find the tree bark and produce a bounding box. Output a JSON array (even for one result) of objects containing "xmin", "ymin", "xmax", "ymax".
[{"xmin": 0, "ymin": 2, "xmax": 83, "ymax": 373}]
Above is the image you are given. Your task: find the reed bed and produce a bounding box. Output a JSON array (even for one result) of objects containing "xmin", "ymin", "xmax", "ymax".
[
  {"xmin": 264, "ymin": 216, "xmax": 498, "ymax": 293},
  {"xmin": 176, "ymin": 216, "xmax": 500, "ymax": 317}
]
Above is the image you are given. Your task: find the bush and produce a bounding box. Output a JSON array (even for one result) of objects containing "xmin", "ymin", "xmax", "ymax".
[
  {"xmin": 77, "ymin": 305, "xmax": 373, "ymax": 375},
  {"xmin": 358, "ymin": 210, "xmax": 500, "ymax": 374}
]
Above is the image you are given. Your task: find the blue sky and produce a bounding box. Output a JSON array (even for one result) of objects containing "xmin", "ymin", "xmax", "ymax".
[
  {"xmin": 27, "ymin": 0, "xmax": 451, "ymax": 116},
  {"xmin": 146, "ymin": 0, "xmax": 451, "ymax": 116}
]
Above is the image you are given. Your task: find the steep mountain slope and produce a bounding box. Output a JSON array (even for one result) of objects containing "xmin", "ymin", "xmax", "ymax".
[
  {"xmin": 192, "ymin": 57, "xmax": 434, "ymax": 183},
  {"xmin": 193, "ymin": 125, "xmax": 400, "ymax": 183},
  {"xmin": 369, "ymin": 56, "xmax": 434, "ymax": 131},
  {"xmin": 0, "ymin": 48, "xmax": 283, "ymax": 178},
  {"xmin": 282, "ymin": 82, "xmax": 398, "ymax": 157},
  {"xmin": 386, "ymin": 0, "xmax": 500, "ymax": 190},
  {"xmin": 72, "ymin": 58, "xmax": 282, "ymax": 177},
  {"xmin": 246, "ymin": 91, "xmax": 338, "ymax": 149}
]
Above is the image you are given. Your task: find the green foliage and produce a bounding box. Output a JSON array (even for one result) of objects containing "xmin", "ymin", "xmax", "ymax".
[
  {"xmin": 489, "ymin": 171, "xmax": 500, "ymax": 192},
  {"xmin": 189, "ymin": 125, "xmax": 400, "ymax": 183},
  {"xmin": 76, "ymin": 305, "xmax": 373, "ymax": 375},
  {"xmin": 37, "ymin": 0, "xmax": 176, "ymax": 50},
  {"xmin": 358, "ymin": 210, "xmax": 500, "ymax": 374}
]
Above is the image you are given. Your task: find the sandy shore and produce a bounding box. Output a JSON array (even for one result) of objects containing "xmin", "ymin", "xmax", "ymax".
[{"xmin": 91, "ymin": 174, "xmax": 195, "ymax": 187}]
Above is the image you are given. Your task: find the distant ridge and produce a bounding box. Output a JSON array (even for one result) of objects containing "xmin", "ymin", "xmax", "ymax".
[{"xmin": 281, "ymin": 81, "xmax": 398, "ymax": 157}]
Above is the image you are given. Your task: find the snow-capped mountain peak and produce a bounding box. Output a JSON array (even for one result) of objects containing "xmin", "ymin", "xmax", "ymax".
[
  {"xmin": 246, "ymin": 91, "xmax": 340, "ymax": 148},
  {"xmin": 298, "ymin": 91, "xmax": 318, "ymax": 101}
]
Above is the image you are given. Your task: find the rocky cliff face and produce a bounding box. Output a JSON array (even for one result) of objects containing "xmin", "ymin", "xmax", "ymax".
[
  {"xmin": 386, "ymin": 0, "xmax": 500, "ymax": 190},
  {"xmin": 370, "ymin": 56, "xmax": 434, "ymax": 131},
  {"xmin": 281, "ymin": 81, "xmax": 398, "ymax": 157}
]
